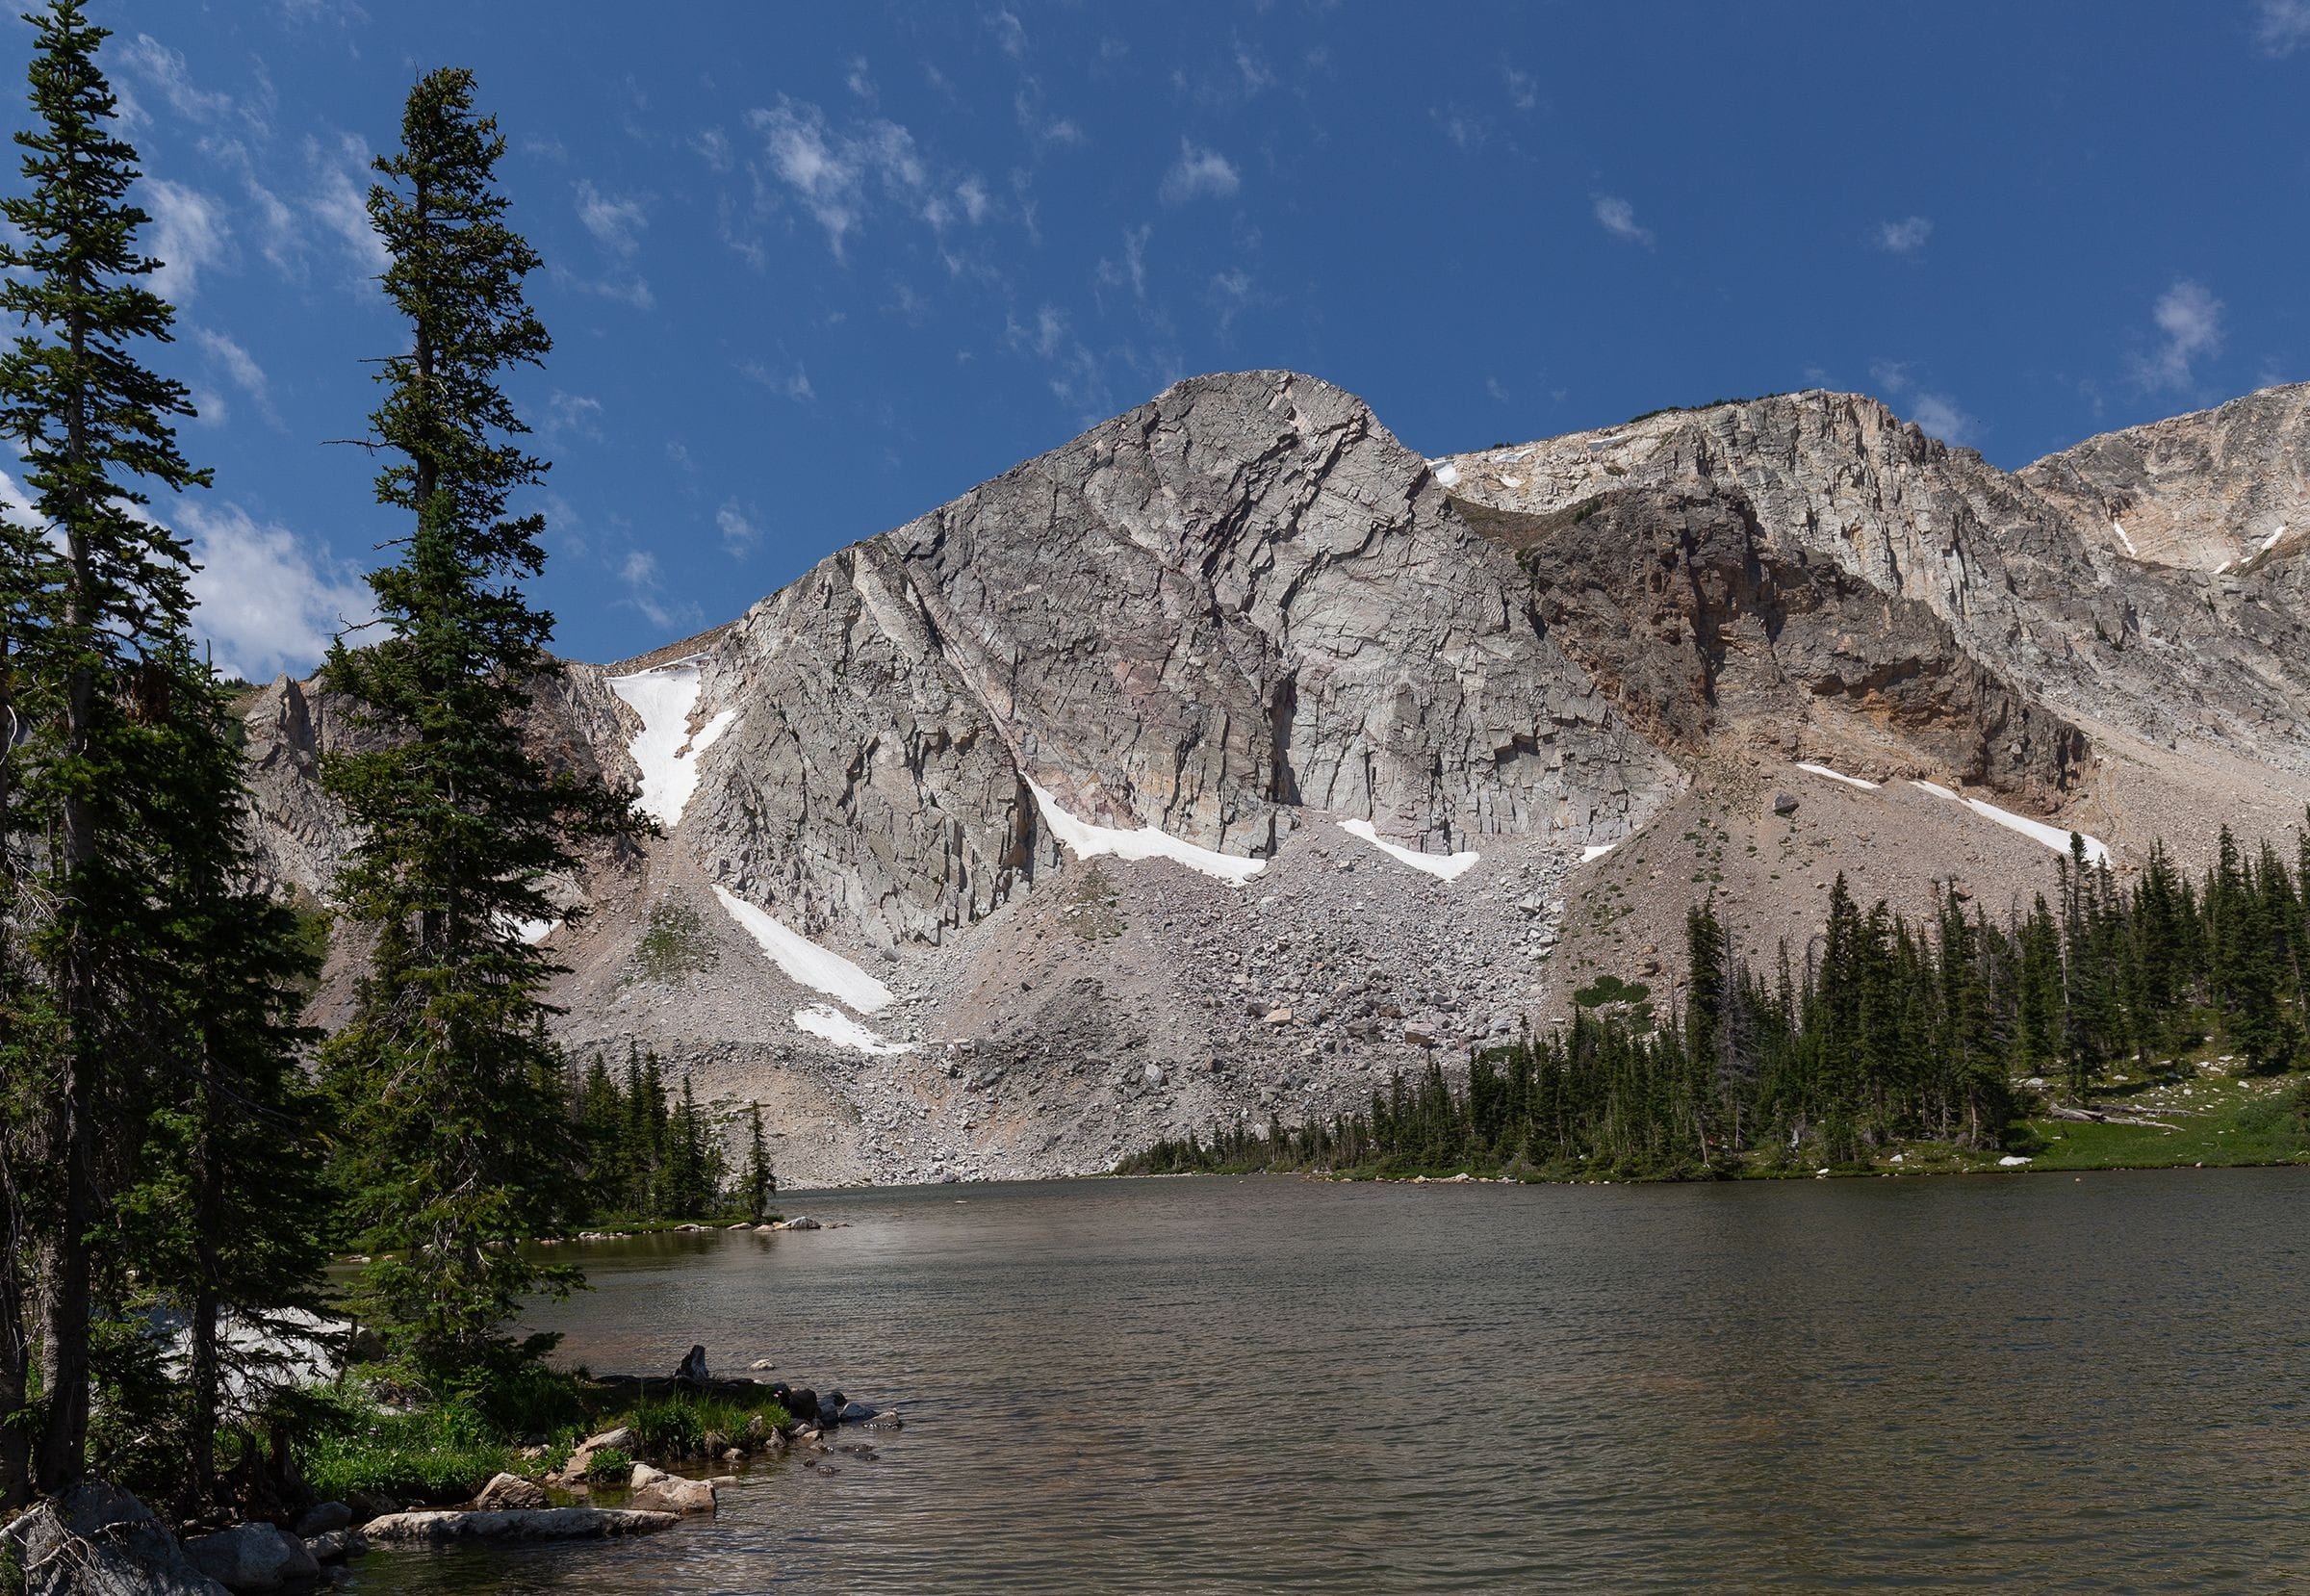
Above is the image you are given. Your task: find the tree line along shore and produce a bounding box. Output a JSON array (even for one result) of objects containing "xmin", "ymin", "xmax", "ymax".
[{"xmin": 1125, "ymin": 827, "xmax": 2310, "ymax": 1182}]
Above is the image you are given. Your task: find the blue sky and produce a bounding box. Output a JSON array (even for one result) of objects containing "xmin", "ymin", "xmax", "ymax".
[{"xmin": 5, "ymin": 1, "xmax": 2305, "ymax": 679}]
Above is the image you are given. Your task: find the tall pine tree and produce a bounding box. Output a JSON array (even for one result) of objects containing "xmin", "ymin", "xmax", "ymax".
[
  {"xmin": 0, "ymin": 0, "xmax": 212, "ymax": 1493},
  {"xmin": 318, "ymin": 68, "xmax": 639, "ymax": 1386}
]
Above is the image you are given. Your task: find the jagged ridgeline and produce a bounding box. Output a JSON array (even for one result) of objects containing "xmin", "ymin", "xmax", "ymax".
[{"xmin": 236, "ymin": 372, "xmax": 2310, "ymax": 1186}]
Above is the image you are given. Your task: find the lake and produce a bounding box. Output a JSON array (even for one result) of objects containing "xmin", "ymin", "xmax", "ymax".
[{"xmin": 345, "ymin": 1169, "xmax": 2310, "ymax": 1593}]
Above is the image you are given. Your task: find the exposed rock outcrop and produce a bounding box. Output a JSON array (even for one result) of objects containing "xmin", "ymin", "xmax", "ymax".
[{"xmin": 240, "ymin": 373, "xmax": 2310, "ymax": 1182}]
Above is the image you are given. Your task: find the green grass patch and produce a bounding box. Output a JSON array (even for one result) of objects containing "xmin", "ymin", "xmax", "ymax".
[
  {"xmin": 294, "ymin": 1389, "xmax": 519, "ymax": 1506},
  {"xmin": 2015, "ymin": 1069, "xmax": 2310, "ymax": 1171}
]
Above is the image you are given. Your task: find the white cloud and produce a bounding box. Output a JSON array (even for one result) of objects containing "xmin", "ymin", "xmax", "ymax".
[
  {"xmin": 306, "ymin": 133, "xmax": 388, "ymax": 281},
  {"xmin": 987, "ymin": 7, "xmax": 1026, "ymax": 58},
  {"xmin": 1592, "ymin": 194, "xmax": 1653, "ymax": 246},
  {"xmin": 193, "ymin": 327, "xmax": 277, "ymax": 425},
  {"xmin": 141, "ymin": 179, "xmax": 231, "ymax": 301},
  {"xmin": 845, "ymin": 56, "xmax": 877, "ymax": 104},
  {"xmin": 575, "ymin": 179, "xmax": 648, "ymax": 257},
  {"xmin": 1095, "ymin": 223, "xmax": 1151, "ymax": 299},
  {"xmin": 617, "ymin": 547, "xmax": 696, "ymax": 633},
  {"xmin": 1209, "ymin": 268, "xmax": 1253, "ymax": 334},
  {"xmin": 1503, "ymin": 64, "xmax": 1539, "ymax": 112},
  {"xmin": 956, "ymin": 176, "xmax": 991, "ymax": 224},
  {"xmin": 1159, "ymin": 141, "xmax": 1239, "ymax": 205},
  {"xmin": 1486, "ymin": 375, "xmax": 1510, "ymax": 403},
  {"xmin": 544, "ymin": 390, "xmax": 603, "ymax": 442},
  {"xmin": 715, "ymin": 500, "xmax": 760, "ymax": 555},
  {"xmin": 747, "ymin": 96, "xmax": 929, "ymax": 259},
  {"xmin": 693, "ymin": 127, "xmax": 732, "ymax": 172},
  {"xmin": 738, "ymin": 358, "xmax": 813, "ymax": 401},
  {"xmin": 1869, "ymin": 359, "xmax": 1980, "ymax": 445},
  {"xmin": 1872, "ymin": 216, "xmax": 1933, "ymax": 255},
  {"xmin": 184, "ymin": 503, "xmax": 369, "ymax": 682},
  {"xmin": 117, "ymin": 35, "xmax": 250, "ymax": 130},
  {"xmin": 2255, "ymin": 0, "xmax": 2310, "ymax": 55},
  {"xmin": 2134, "ymin": 278, "xmax": 2224, "ymax": 392},
  {"xmin": 1432, "ymin": 107, "xmax": 1484, "ymax": 149}
]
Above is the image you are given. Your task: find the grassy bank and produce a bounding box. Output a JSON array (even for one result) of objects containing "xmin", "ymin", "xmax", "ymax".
[{"xmin": 295, "ymin": 1376, "xmax": 793, "ymax": 1507}]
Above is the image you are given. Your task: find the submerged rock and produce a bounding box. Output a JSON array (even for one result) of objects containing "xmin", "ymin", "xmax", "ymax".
[
  {"xmin": 185, "ymin": 1522, "xmax": 319, "ymax": 1591},
  {"xmin": 361, "ymin": 1507, "xmax": 679, "ymax": 1544}
]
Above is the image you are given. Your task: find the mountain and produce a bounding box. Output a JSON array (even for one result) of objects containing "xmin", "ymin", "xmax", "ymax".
[{"xmin": 238, "ymin": 372, "xmax": 2310, "ymax": 1185}]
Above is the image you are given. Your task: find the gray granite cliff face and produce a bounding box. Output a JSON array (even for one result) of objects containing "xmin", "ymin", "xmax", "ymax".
[
  {"xmin": 234, "ymin": 373, "xmax": 2310, "ymax": 1181},
  {"xmin": 676, "ymin": 371, "xmax": 1675, "ymax": 951}
]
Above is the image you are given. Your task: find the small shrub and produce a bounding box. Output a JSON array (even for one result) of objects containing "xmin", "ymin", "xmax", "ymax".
[
  {"xmin": 583, "ymin": 1446, "xmax": 632, "ymax": 1482},
  {"xmin": 635, "ymin": 900, "xmax": 718, "ymax": 984}
]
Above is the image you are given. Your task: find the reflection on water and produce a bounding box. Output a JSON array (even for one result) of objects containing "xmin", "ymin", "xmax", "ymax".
[{"xmin": 344, "ymin": 1170, "xmax": 2310, "ymax": 1593}]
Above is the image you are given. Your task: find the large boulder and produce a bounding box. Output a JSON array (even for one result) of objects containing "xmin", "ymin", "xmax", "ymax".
[
  {"xmin": 360, "ymin": 1507, "xmax": 678, "ymax": 1543},
  {"xmin": 302, "ymin": 1529, "xmax": 367, "ymax": 1564},
  {"xmin": 0, "ymin": 1482, "xmax": 229, "ymax": 1595},
  {"xmin": 291, "ymin": 1503, "xmax": 350, "ymax": 1538},
  {"xmin": 471, "ymin": 1472, "xmax": 549, "ymax": 1511},
  {"xmin": 184, "ymin": 1523, "xmax": 320, "ymax": 1592},
  {"xmin": 629, "ymin": 1475, "xmax": 717, "ymax": 1516}
]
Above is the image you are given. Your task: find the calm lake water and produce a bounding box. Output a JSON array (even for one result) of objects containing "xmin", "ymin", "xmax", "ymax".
[{"xmin": 345, "ymin": 1170, "xmax": 2310, "ymax": 1594}]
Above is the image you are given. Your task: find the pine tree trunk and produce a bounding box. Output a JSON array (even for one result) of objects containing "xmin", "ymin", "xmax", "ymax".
[
  {"xmin": 0, "ymin": 1156, "xmax": 29, "ymax": 1510},
  {"xmin": 38, "ymin": 309, "xmax": 97, "ymax": 1493},
  {"xmin": 185, "ymin": 1043, "xmax": 226, "ymax": 1509}
]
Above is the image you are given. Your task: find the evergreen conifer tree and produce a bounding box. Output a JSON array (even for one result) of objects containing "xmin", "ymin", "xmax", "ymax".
[
  {"xmin": 741, "ymin": 1103, "xmax": 775, "ymax": 1223},
  {"xmin": 0, "ymin": 0, "xmax": 215, "ymax": 1492},
  {"xmin": 317, "ymin": 67, "xmax": 640, "ymax": 1385}
]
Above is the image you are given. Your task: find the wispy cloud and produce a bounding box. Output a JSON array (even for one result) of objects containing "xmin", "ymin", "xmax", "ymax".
[
  {"xmin": 193, "ymin": 327, "xmax": 278, "ymax": 426},
  {"xmin": 185, "ymin": 503, "xmax": 369, "ymax": 682},
  {"xmin": 986, "ymin": 7, "xmax": 1026, "ymax": 59},
  {"xmin": 618, "ymin": 548, "xmax": 697, "ymax": 633},
  {"xmin": 117, "ymin": 34, "xmax": 256, "ymax": 132},
  {"xmin": 739, "ymin": 358, "xmax": 814, "ymax": 401},
  {"xmin": 1592, "ymin": 194, "xmax": 1653, "ymax": 246},
  {"xmin": 1503, "ymin": 64, "xmax": 1540, "ymax": 112},
  {"xmin": 1160, "ymin": 141, "xmax": 1239, "ymax": 205},
  {"xmin": 1432, "ymin": 106, "xmax": 1484, "ymax": 150},
  {"xmin": 141, "ymin": 179, "xmax": 231, "ymax": 300},
  {"xmin": 544, "ymin": 390, "xmax": 603, "ymax": 443},
  {"xmin": 1869, "ymin": 358, "xmax": 1980, "ymax": 446},
  {"xmin": 2254, "ymin": 0, "xmax": 2310, "ymax": 55},
  {"xmin": 305, "ymin": 132, "xmax": 388, "ymax": 282},
  {"xmin": 747, "ymin": 95, "xmax": 929, "ymax": 259},
  {"xmin": 2133, "ymin": 278, "xmax": 2224, "ymax": 391},
  {"xmin": 575, "ymin": 179, "xmax": 649, "ymax": 257},
  {"xmin": 1871, "ymin": 216, "xmax": 1933, "ymax": 255},
  {"xmin": 715, "ymin": 500, "xmax": 761, "ymax": 556}
]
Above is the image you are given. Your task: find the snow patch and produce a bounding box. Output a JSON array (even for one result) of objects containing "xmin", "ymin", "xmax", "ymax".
[
  {"xmin": 1028, "ymin": 779, "xmax": 1266, "ymax": 884},
  {"xmin": 1340, "ymin": 818, "xmax": 1481, "ymax": 881},
  {"xmin": 2215, "ymin": 559, "xmax": 2233, "ymax": 575},
  {"xmin": 1579, "ymin": 842, "xmax": 1617, "ymax": 863},
  {"xmin": 512, "ymin": 917, "xmax": 558, "ymax": 945},
  {"xmin": 793, "ymin": 1003, "xmax": 916, "ymax": 1056},
  {"xmin": 607, "ymin": 659, "xmax": 738, "ymax": 828},
  {"xmin": 1910, "ymin": 782, "xmax": 2110, "ymax": 865},
  {"xmin": 2255, "ymin": 523, "xmax": 2288, "ymax": 556},
  {"xmin": 712, "ymin": 885, "xmax": 896, "ymax": 1013},
  {"xmin": 2110, "ymin": 520, "xmax": 2138, "ymax": 557},
  {"xmin": 1431, "ymin": 461, "xmax": 1461, "ymax": 488},
  {"xmin": 1797, "ymin": 762, "xmax": 1879, "ymax": 791},
  {"xmin": 1997, "ymin": 1155, "xmax": 2032, "ymax": 1168}
]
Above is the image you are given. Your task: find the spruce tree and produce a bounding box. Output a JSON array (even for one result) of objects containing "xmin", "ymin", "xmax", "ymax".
[
  {"xmin": 741, "ymin": 1103, "xmax": 775, "ymax": 1223},
  {"xmin": 0, "ymin": 0, "xmax": 213, "ymax": 1493},
  {"xmin": 318, "ymin": 67, "xmax": 639, "ymax": 1386}
]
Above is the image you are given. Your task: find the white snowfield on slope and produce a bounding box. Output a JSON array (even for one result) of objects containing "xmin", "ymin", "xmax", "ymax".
[
  {"xmin": 1339, "ymin": 818, "xmax": 1480, "ymax": 881},
  {"xmin": 1027, "ymin": 778, "xmax": 1267, "ymax": 884},
  {"xmin": 712, "ymin": 885, "xmax": 896, "ymax": 1014},
  {"xmin": 608, "ymin": 658, "xmax": 737, "ymax": 828},
  {"xmin": 1910, "ymin": 781, "xmax": 2111, "ymax": 866},
  {"xmin": 792, "ymin": 1003, "xmax": 916, "ymax": 1056}
]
